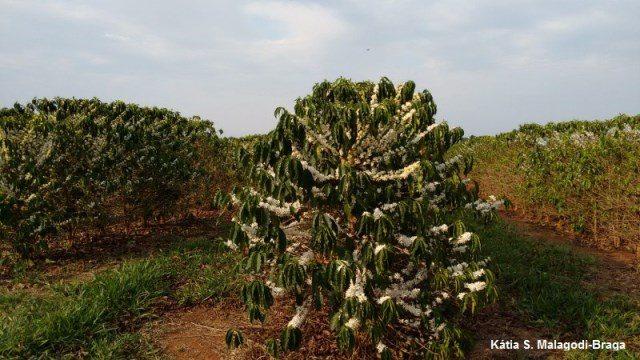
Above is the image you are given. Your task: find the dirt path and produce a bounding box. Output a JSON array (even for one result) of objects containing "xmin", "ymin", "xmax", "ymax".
[
  {"xmin": 503, "ymin": 213, "xmax": 639, "ymax": 297},
  {"xmin": 470, "ymin": 213, "xmax": 639, "ymax": 359},
  {"xmin": 147, "ymin": 300, "xmax": 367, "ymax": 360},
  {"xmin": 146, "ymin": 303, "xmax": 254, "ymax": 360}
]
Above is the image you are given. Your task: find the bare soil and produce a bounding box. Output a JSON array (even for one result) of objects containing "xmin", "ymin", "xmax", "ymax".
[{"xmin": 148, "ymin": 299, "xmax": 371, "ymax": 360}]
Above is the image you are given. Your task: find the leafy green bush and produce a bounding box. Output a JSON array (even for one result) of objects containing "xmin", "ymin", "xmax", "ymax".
[
  {"xmin": 0, "ymin": 98, "xmax": 219, "ymax": 257},
  {"xmin": 219, "ymin": 78, "xmax": 499, "ymax": 358}
]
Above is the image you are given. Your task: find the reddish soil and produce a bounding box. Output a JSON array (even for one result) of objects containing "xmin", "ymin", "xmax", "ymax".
[
  {"xmin": 147, "ymin": 302, "xmax": 252, "ymax": 360},
  {"xmin": 148, "ymin": 300, "xmax": 371, "ymax": 360}
]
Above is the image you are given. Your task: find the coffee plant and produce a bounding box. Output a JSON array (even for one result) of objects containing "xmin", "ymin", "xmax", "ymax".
[
  {"xmin": 0, "ymin": 98, "xmax": 218, "ymax": 257},
  {"xmin": 219, "ymin": 78, "xmax": 498, "ymax": 358}
]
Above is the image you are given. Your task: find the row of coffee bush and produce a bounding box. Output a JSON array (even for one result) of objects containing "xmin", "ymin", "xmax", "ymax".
[
  {"xmin": 456, "ymin": 114, "xmax": 640, "ymax": 252},
  {"xmin": 0, "ymin": 98, "xmax": 224, "ymax": 257}
]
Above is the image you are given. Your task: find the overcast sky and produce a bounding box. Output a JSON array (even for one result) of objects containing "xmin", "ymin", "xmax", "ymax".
[{"xmin": 1, "ymin": 0, "xmax": 638, "ymax": 136}]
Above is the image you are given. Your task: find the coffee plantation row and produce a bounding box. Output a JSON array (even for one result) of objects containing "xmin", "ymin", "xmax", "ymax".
[
  {"xmin": 0, "ymin": 98, "xmax": 230, "ymax": 257},
  {"xmin": 454, "ymin": 114, "xmax": 640, "ymax": 253}
]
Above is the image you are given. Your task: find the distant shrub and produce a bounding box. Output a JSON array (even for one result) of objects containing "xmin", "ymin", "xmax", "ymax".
[
  {"xmin": 219, "ymin": 78, "xmax": 499, "ymax": 358},
  {"xmin": 457, "ymin": 114, "xmax": 640, "ymax": 251},
  {"xmin": 0, "ymin": 98, "xmax": 219, "ymax": 257}
]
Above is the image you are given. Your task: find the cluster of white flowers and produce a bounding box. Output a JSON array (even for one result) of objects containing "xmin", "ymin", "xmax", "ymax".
[
  {"xmin": 258, "ymin": 197, "xmax": 301, "ymax": 217},
  {"xmin": 447, "ymin": 262, "xmax": 469, "ymax": 277},
  {"xmin": 224, "ymin": 239, "xmax": 238, "ymax": 250},
  {"xmin": 378, "ymin": 267, "xmax": 426, "ymax": 303},
  {"xmin": 241, "ymin": 221, "xmax": 258, "ymax": 236},
  {"xmin": 381, "ymin": 202, "xmax": 398, "ymax": 211},
  {"xmin": 401, "ymin": 108, "xmax": 416, "ymax": 122},
  {"xmin": 266, "ymin": 280, "xmax": 286, "ymax": 297},
  {"xmin": 396, "ymin": 233, "xmax": 417, "ymax": 247},
  {"xmin": 398, "ymin": 300, "xmax": 423, "ymax": 317},
  {"xmin": 535, "ymin": 124, "xmax": 640, "ymax": 149},
  {"xmin": 370, "ymin": 84, "xmax": 379, "ymax": 109},
  {"xmin": 606, "ymin": 124, "xmax": 640, "ymax": 137},
  {"xmin": 345, "ymin": 317, "xmax": 360, "ymax": 330},
  {"xmin": 368, "ymin": 161, "xmax": 420, "ymax": 182},
  {"xmin": 477, "ymin": 257, "xmax": 491, "ymax": 267},
  {"xmin": 425, "ymin": 181, "xmax": 439, "ymax": 192},
  {"xmin": 570, "ymin": 131, "xmax": 597, "ymax": 146},
  {"xmin": 452, "ymin": 245, "xmax": 468, "ymax": 253},
  {"xmin": 374, "ymin": 243, "xmax": 387, "ymax": 254},
  {"xmin": 465, "ymin": 281, "xmax": 487, "ymax": 292},
  {"xmin": 431, "ymin": 224, "xmax": 449, "ymax": 234},
  {"xmin": 298, "ymin": 250, "xmax": 314, "ymax": 266},
  {"xmin": 306, "ymin": 130, "xmax": 341, "ymax": 156},
  {"xmin": 536, "ymin": 137, "xmax": 548, "ymax": 146},
  {"xmin": 298, "ymin": 159, "xmax": 336, "ymax": 182},
  {"xmin": 287, "ymin": 299, "xmax": 311, "ymax": 328},
  {"xmin": 345, "ymin": 270, "xmax": 368, "ymax": 303},
  {"xmin": 311, "ymin": 186, "xmax": 326, "ymax": 199},
  {"xmin": 440, "ymin": 154, "xmax": 464, "ymax": 172},
  {"xmin": 411, "ymin": 122, "xmax": 441, "ymax": 144},
  {"xmin": 453, "ymin": 232, "xmax": 473, "ymax": 245},
  {"xmin": 373, "ymin": 207, "xmax": 384, "ymax": 220},
  {"xmin": 465, "ymin": 195, "xmax": 504, "ymax": 215}
]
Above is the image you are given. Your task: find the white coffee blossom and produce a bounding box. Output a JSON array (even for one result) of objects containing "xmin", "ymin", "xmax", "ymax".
[
  {"xmin": 465, "ymin": 281, "xmax": 487, "ymax": 292},
  {"xmin": 345, "ymin": 317, "xmax": 360, "ymax": 329},
  {"xmin": 374, "ymin": 244, "xmax": 387, "ymax": 255},
  {"xmin": 454, "ymin": 232, "xmax": 473, "ymax": 245},
  {"xmin": 298, "ymin": 250, "xmax": 314, "ymax": 266}
]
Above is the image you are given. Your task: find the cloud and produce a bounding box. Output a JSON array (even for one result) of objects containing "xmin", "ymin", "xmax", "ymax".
[
  {"xmin": 242, "ymin": 1, "xmax": 350, "ymax": 63},
  {"xmin": 0, "ymin": 0, "xmax": 638, "ymax": 136},
  {"xmin": 2, "ymin": 0, "xmax": 177, "ymax": 60}
]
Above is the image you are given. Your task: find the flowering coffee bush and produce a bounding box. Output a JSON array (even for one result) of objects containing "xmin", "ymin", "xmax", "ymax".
[
  {"xmin": 521, "ymin": 121, "xmax": 640, "ymax": 249},
  {"xmin": 219, "ymin": 78, "xmax": 497, "ymax": 358},
  {"xmin": 456, "ymin": 114, "xmax": 639, "ymax": 250},
  {"xmin": 0, "ymin": 98, "xmax": 218, "ymax": 257}
]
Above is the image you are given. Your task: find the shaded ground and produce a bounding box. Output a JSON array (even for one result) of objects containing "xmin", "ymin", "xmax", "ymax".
[
  {"xmin": 5, "ymin": 210, "xmax": 637, "ymax": 359},
  {"xmin": 468, "ymin": 303, "xmax": 557, "ymax": 359},
  {"xmin": 1, "ymin": 210, "xmax": 227, "ymax": 290},
  {"xmin": 147, "ymin": 216, "xmax": 371, "ymax": 359}
]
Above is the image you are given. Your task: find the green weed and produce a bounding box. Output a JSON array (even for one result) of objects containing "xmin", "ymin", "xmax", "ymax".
[{"xmin": 0, "ymin": 236, "xmax": 240, "ymax": 358}]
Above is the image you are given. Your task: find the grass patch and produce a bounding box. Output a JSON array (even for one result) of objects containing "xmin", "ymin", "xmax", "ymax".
[
  {"xmin": 0, "ymin": 236, "xmax": 240, "ymax": 359},
  {"xmin": 171, "ymin": 237, "xmax": 242, "ymax": 305},
  {"xmin": 472, "ymin": 219, "xmax": 640, "ymax": 358}
]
